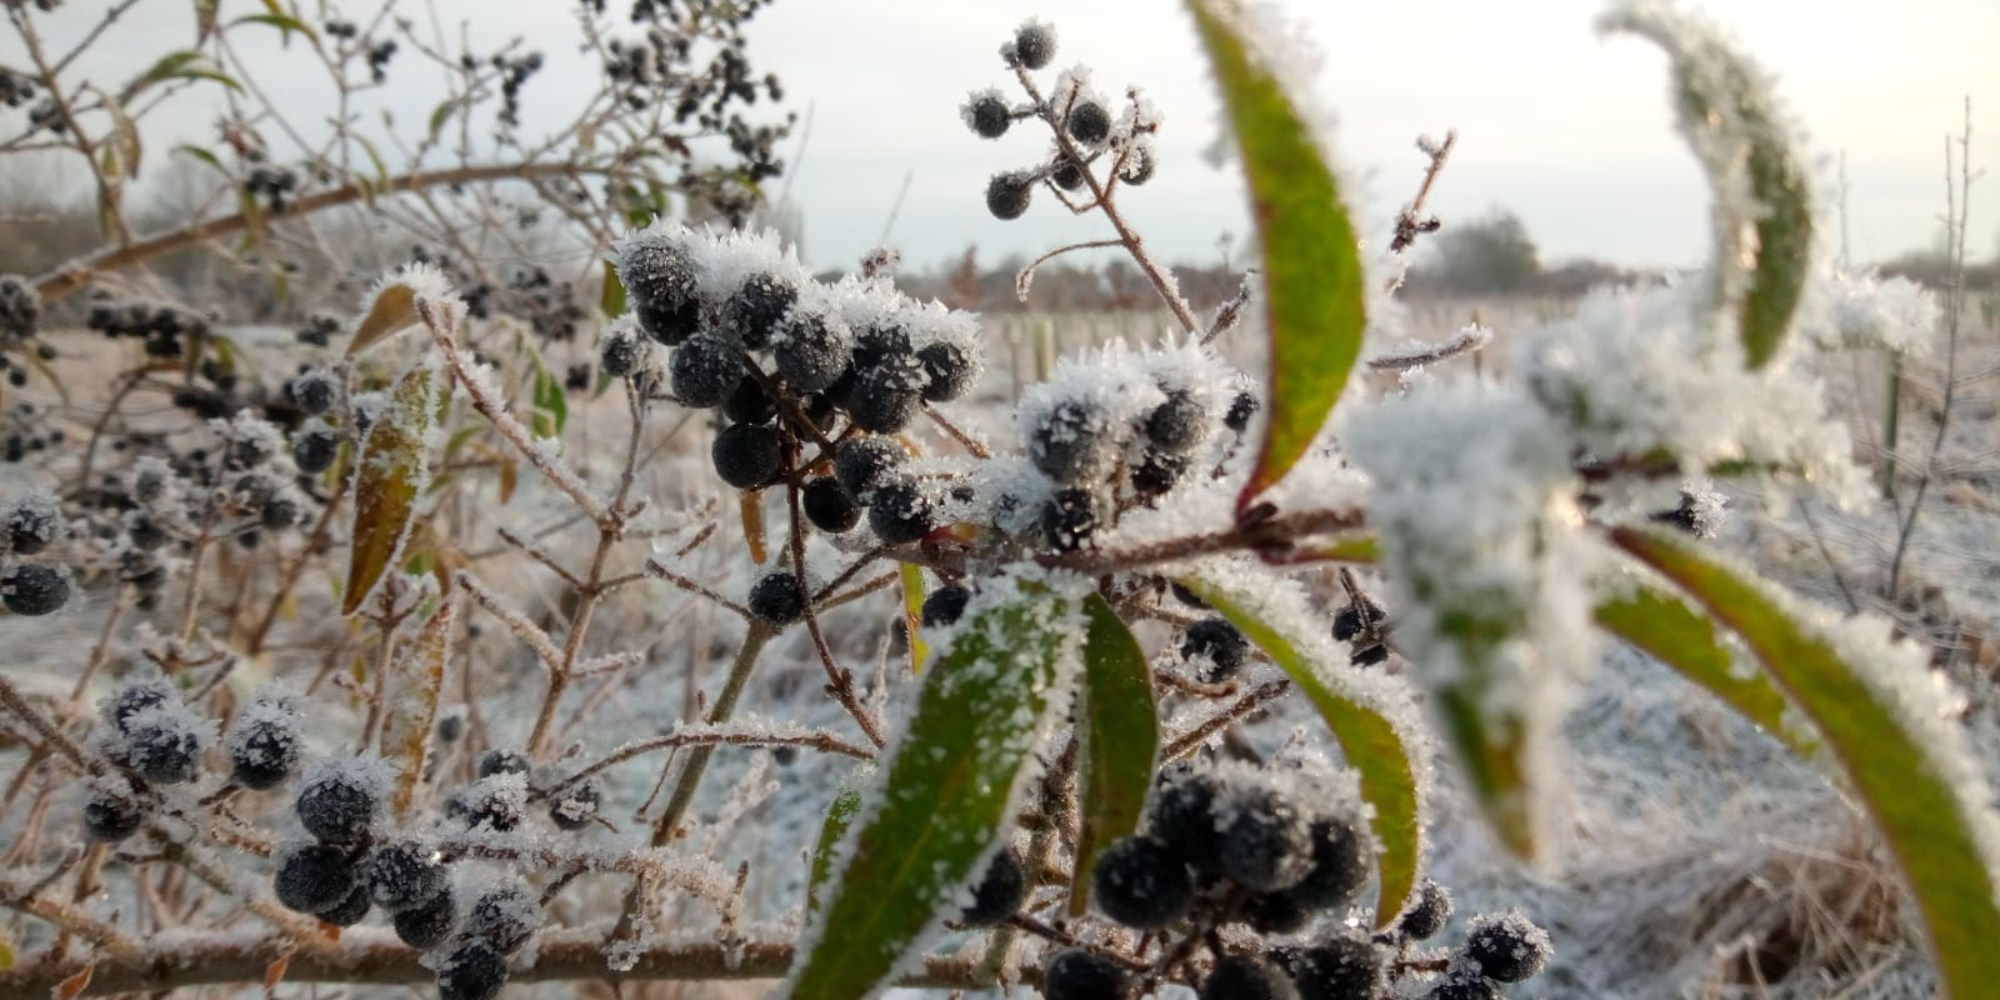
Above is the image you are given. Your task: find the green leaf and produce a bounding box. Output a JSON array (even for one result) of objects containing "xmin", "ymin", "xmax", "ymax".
[
  {"xmin": 229, "ymin": 12, "xmax": 320, "ymax": 48},
  {"xmin": 1070, "ymin": 594, "xmax": 1158, "ymax": 916},
  {"xmin": 789, "ymin": 584, "xmax": 1075, "ymax": 1000},
  {"xmin": 1430, "ymin": 605, "xmax": 1536, "ymax": 860},
  {"xmin": 1180, "ymin": 575, "xmax": 1423, "ymax": 927},
  {"xmin": 1187, "ymin": 0, "xmax": 1366, "ymax": 512},
  {"xmin": 806, "ymin": 780, "xmax": 864, "ymax": 916},
  {"xmin": 1611, "ymin": 527, "xmax": 2000, "ymax": 1000},
  {"xmin": 427, "ymin": 100, "xmax": 459, "ymax": 144},
  {"xmin": 345, "ymin": 356, "xmax": 442, "ymax": 615},
  {"xmin": 1602, "ymin": 6, "xmax": 1812, "ymax": 370},
  {"xmin": 530, "ymin": 362, "xmax": 567, "ymax": 439},
  {"xmin": 900, "ymin": 564, "xmax": 929, "ymax": 672},
  {"xmin": 1593, "ymin": 583, "xmax": 1819, "ymax": 760},
  {"xmin": 601, "ymin": 258, "xmax": 627, "ymax": 318},
  {"xmin": 173, "ymin": 144, "xmax": 230, "ymax": 177}
]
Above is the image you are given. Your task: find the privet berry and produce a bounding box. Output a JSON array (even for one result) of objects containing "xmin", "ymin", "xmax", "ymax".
[
  {"xmin": 1051, "ymin": 158, "xmax": 1085, "ymax": 191},
  {"xmin": 1215, "ymin": 785, "xmax": 1313, "ymax": 892},
  {"xmin": 669, "ymin": 334, "xmax": 742, "ymax": 408},
  {"xmin": 1331, "ymin": 600, "xmax": 1385, "ymax": 643},
  {"xmin": 802, "ymin": 476, "xmax": 861, "ymax": 533},
  {"xmin": 393, "ymin": 883, "xmax": 456, "ymax": 948},
  {"xmin": 1121, "ymin": 145, "xmax": 1156, "ymax": 186},
  {"xmin": 917, "ymin": 342, "xmax": 975, "ymax": 402},
  {"xmin": 293, "ymin": 428, "xmax": 339, "ymax": 475},
  {"xmin": 1011, "ymin": 20, "xmax": 1056, "ymax": 70},
  {"xmin": 1397, "ymin": 879, "xmax": 1453, "ymax": 941},
  {"xmin": 1132, "ymin": 449, "xmax": 1189, "ymax": 500},
  {"xmin": 722, "ymin": 376, "xmax": 777, "ymax": 425},
  {"xmin": 464, "ymin": 884, "xmax": 538, "ymax": 954},
  {"xmin": 478, "ymin": 750, "xmax": 530, "ymax": 779},
  {"xmin": 549, "ymin": 780, "xmax": 601, "ymax": 831},
  {"xmin": 847, "ymin": 363, "xmax": 924, "ymax": 434},
  {"xmin": 274, "ymin": 843, "xmax": 359, "ymax": 915},
  {"xmin": 295, "ymin": 762, "xmax": 381, "ymax": 843},
  {"xmin": 123, "ymin": 709, "xmax": 205, "ymax": 785},
  {"xmin": 986, "ymin": 171, "xmax": 1034, "ymax": 221},
  {"xmin": 966, "ymin": 92, "xmax": 1011, "ymax": 139},
  {"xmin": 1225, "ymin": 391, "xmax": 1260, "ymax": 433},
  {"xmin": 959, "ymin": 847, "xmax": 1027, "ymax": 927},
  {"xmin": 1462, "ymin": 911, "xmax": 1552, "ymax": 983},
  {"xmin": 1029, "ymin": 399, "xmax": 1113, "ymax": 485},
  {"xmin": 319, "ymin": 886, "xmax": 373, "ymax": 927},
  {"xmin": 867, "ymin": 480, "xmax": 934, "ymax": 545},
  {"xmin": 1290, "ymin": 936, "xmax": 1386, "ymax": 1000},
  {"xmin": 772, "ymin": 310, "xmax": 851, "ymax": 391},
  {"xmin": 1282, "ymin": 818, "xmax": 1368, "ymax": 911},
  {"xmin": 833, "ymin": 436, "xmax": 905, "ymax": 504},
  {"xmin": 364, "ymin": 839, "xmax": 449, "ymax": 912},
  {"xmin": 747, "ymin": 570, "xmax": 806, "ymax": 626},
  {"xmin": 437, "ymin": 939, "xmax": 510, "ymax": 1000},
  {"xmin": 1151, "ymin": 770, "xmax": 1224, "ymax": 868},
  {"xmin": 1241, "ymin": 891, "xmax": 1309, "ymax": 935},
  {"xmin": 1204, "ymin": 954, "xmax": 1302, "ymax": 1000},
  {"xmin": 1144, "ymin": 389, "xmax": 1208, "ymax": 453},
  {"xmin": 921, "ymin": 585, "xmax": 971, "ymax": 627},
  {"xmin": 103, "ymin": 679, "xmax": 173, "ymax": 734},
  {"xmin": 1092, "ymin": 834, "xmax": 1195, "ymax": 929},
  {"xmin": 723, "ymin": 272, "xmax": 797, "ymax": 349},
  {"xmin": 1042, "ymin": 947, "xmax": 1124, "ymax": 1000},
  {"xmin": 1040, "ymin": 487, "xmax": 1099, "ymax": 552},
  {"xmin": 1182, "ymin": 617, "xmax": 1250, "ymax": 683},
  {"xmin": 459, "ymin": 777, "xmax": 526, "ymax": 832},
  {"xmin": 1, "ymin": 563, "xmax": 69, "ymax": 616},
  {"xmin": 712, "ymin": 422, "xmax": 783, "ymax": 489},
  {"xmin": 289, "ymin": 370, "xmax": 339, "ymax": 415},
  {"xmin": 1425, "ymin": 976, "xmax": 1502, "ymax": 1000},
  {"xmin": 1066, "ymin": 101, "xmax": 1111, "ymax": 145},
  {"xmin": 600, "ymin": 327, "xmax": 642, "ymax": 378},
  {"xmin": 82, "ymin": 793, "xmax": 143, "ymax": 842},
  {"xmin": 3, "ymin": 492, "xmax": 60, "ymax": 554}
]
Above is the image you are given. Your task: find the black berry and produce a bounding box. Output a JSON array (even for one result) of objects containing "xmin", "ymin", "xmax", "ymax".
[
  {"xmin": 917, "ymin": 342, "xmax": 975, "ymax": 402},
  {"xmin": 319, "ymin": 885, "xmax": 372, "ymax": 926},
  {"xmin": 1040, "ymin": 487, "xmax": 1099, "ymax": 552},
  {"xmin": 1120, "ymin": 145, "xmax": 1156, "ymax": 185},
  {"xmin": 965, "ymin": 92, "xmax": 1011, "ymax": 139},
  {"xmin": 1042, "ymin": 947, "xmax": 1124, "ymax": 1000},
  {"xmin": 638, "ymin": 298, "xmax": 701, "ymax": 347},
  {"xmin": 600, "ymin": 327, "xmax": 642, "ymax": 378},
  {"xmin": 478, "ymin": 750, "xmax": 531, "ymax": 778},
  {"xmin": 722, "ymin": 375, "xmax": 777, "ymax": 426},
  {"xmin": 1462, "ymin": 911, "xmax": 1551, "ymax": 983},
  {"xmin": 1144, "ymin": 390, "xmax": 1208, "ymax": 453},
  {"xmin": 985, "ymin": 171, "xmax": 1033, "ymax": 221},
  {"xmin": 3, "ymin": 492, "xmax": 60, "ymax": 554},
  {"xmin": 1, "ymin": 563, "xmax": 69, "ymax": 616},
  {"xmin": 83, "ymin": 793, "xmax": 143, "ymax": 842},
  {"xmin": 1204, "ymin": 954, "xmax": 1301, "ymax": 1000},
  {"xmin": 959, "ymin": 847, "xmax": 1027, "ymax": 927},
  {"xmin": 295, "ymin": 763, "xmax": 381, "ymax": 843},
  {"xmin": 1225, "ymin": 392, "xmax": 1259, "ymax": 433},
  {"xmin": 1242, "ymin": 891, "xmax": 1310, "ymax": 935},
  {"xmin": 1290, "ymin": 936, "xmax": 1385, "ymax": 1000},
  {"xmin": 669, "ymin": 334, "xmax": 742, "ymax": 408},
  {"xmin": 803, "ymin": 477, "xmax": 861, "ymax": 533},
  {"xmin": 1066, "ymin": 101, "xmax": 1111, "ymax": 145},
  {"xmin": 723, "ymin": 272, "xmax": 797, "ymax": 349},
  {"xmin": 1151, "ymin": 771, "xmax": 1224, "ymax": 869},
  {"xmin": 1092, "ymin": 834, "xmax": 1195, "ymax": 929},
  {"xmin": 1426, "ymin": 977, "xmax": 1502, "ymax": 1000},
  {"xmin": 275, "ymin": 843, "xmax": 359, "ymax": 915},
  {"xmin": 548, "ymin": 780, "xmax": 601, "ymax": 831},
  {"xmin": 102, "ymin": 679, "xmax": 174, "ymax": 735},
  {"xmin": 1181, "ymin": 617, "xmax": 1249, "ymax": 683},
  {"xmin": 1051, "ymin": 158, "xmax": 1085, "ymax": 191},
  {"xmin": 1396, "ymin": 878, "xmax": 1453, "ymax": 941},
  {"xmin": 394, "ymin": 883, "xmax": 456, "ymax": 948},
  {"xmin": 228, "ymin": 708, "xmax": 301, "ymax": 790},
  {"xmin": 867, "ymin": 480, "xmax": 934, "ymax": 545},
  {"xmin": 921, "ymin": 585, "xmax": 971, "ymax": 627},
  {"xmin": 464, "ymin": 884, "xmax": 538, "ymax": 954},
  {"xmin": 747, "ymin": 570, "xmax": 807, "ymax": 626},
  {"xmin": 1011, "ymin": 20, "xmax": 1056, "ymax": 70},
  {"xmin": 834, "ymin": 436, "xmax": 905, "ymax": 505},
  {"xmin": 437, "ymin": 939, "xmax": 510, "ymax": 1000},
  {"xmin": 459, "ymin": 777, "xmax": 526, "ymax": 832},
  {"xmin": 1029, "ymin": 399, "xmax": 1113, "ymax": 485},
  {"xmin": 1131, "ymin": 449, "xmax": 1189, "ymax": 500},
  {"xmin": 124, "ymin": 709, "xmax": 205, "ymax": 785},
  {"xmin": 1282, "ymin": 818, "xmax": 1368, "ymax": 911},
  {"xmin": 712, "ymin": 422, "xmax": 783, "ymax": 489},
  {"xmin": 1217, "ymin": 784, "xmax": 1314, "ymax": 893},
  {"xmin": 289, "ymin": 370, "xmax": 339, "ymax": 415},
  {"xmin": 614, "ymin": 234, "xmax": 697, "ymax": 321},
  {"xmin": 364, "ymin": 839, "xmax": 449, "ymax": 912},
  {"xmin": 846, "ymin": 362, "xmax": 924, "ymax": 434},
  {"xmin": 293, "ymin": 429, "xmax": 339, "ymax": 475},
  {"xmin": 772, "ymin": 310, "xmax": 851, "ymax": 392}
]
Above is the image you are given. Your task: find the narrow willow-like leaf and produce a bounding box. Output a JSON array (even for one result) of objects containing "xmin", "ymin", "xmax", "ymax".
[
  {"xmin": 1602, "ymin": 4, "xmax": 1812, "ymax": 369},
  {"xmin": 1181, "ymin": 576, "xmax": 1421, "ymax": 926},
  {"xmin": 900, "ymin": 564, "xmax": 929, "ymax": 672},
  {"xmin": 601, "ymin": 259, "xmax": 627, "ymax": 318},
  {"xmin": 805, "ymin": 781, "xmax": 863, "ymax": 916},
  {"xmin": 1593, "ymin": 583, "xmax": 1819, "ymax": 759},
  {"xmin": 1186, "ymin": 0, "xmax": 1366, "ymax": 512},
  {"xmin": 346, "ymin": 283, "xmax": 418, "ymax": 358},
  {"xmin": 1070, "ymin": 594, "xmax": 1158, "ymax": 916},
  {"xmin": 787, "ymin": 586, "xmax": 1074, "ymax": 1000},
  {"xmin": 1612, "ymin": 527, "xmax": 2000, "ymax": 1000},
  {"xmin": 380, "ymin": 600, "xmax": 452, "ymax": 820},
  {"xmin": 344, "ymin": 357, "xmax": 441, "ymax": 615}
]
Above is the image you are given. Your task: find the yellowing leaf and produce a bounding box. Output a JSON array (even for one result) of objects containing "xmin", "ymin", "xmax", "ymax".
[
  {"xmin": 344, "ymin": 356, "xmax": 442, "ymax": 615},
  {"xmin": 900, "ymin": 564, "xmax": 929, "ymax": 672},
  {"xmin": 346, "ymin": 283, "xmax": 419, "ymax": 358},
  {"xmin": 381, "ymin": 600, "xmax": 452, "ymax": 819}
]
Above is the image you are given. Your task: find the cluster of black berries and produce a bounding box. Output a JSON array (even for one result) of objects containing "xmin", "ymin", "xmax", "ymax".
[
  {"xmin": 965, "ymin": 20, "xmax": 1159, "ymax": 223},
  {"xmin": 492, "ymin": 51, "xmax": 545, "ymax": 128},
  {"xmin": 323, "ymin": 19, "xmax": 361, "ymax": 40},
  {"xmin": 295, "ymin": 312, "xmax": 341, "ymax": 347},
  {"xmin": 1, "ymin": 490, "xmax": 69, "ymax": 616},
  {"xmin": 366, "ymin": 39, "xmax": 399, "ymax": 83},
  {"xmin": 505, "ymin": 265, "xmax": 586, "ymax": 341},
  {"xmin": 442, "ymin": 748, "xmax": 603, "ymax": 835},
  {"xmin": 245, "ymin": 166, "xmax": 300, "ymax": 212},
  {"xmin": 82, "ymin": 679, "xmax": 300, "ymax": 841},
  {"xmin": 84, "ymin": 291, "xmax": 212, "ymax": 360},
  {"xmin": 0, "ymin": 68, "xmax": 38, "ymax": 109},
  {"xmin": 0, "ymin": 401, "xmax": 63, "ymax": 463},
  {"xmin": 1, "ymin": 273, "xmax": 41, "ymax": 339},
  {"xmin": 25, "ymin": 97, "xmax": 65, "ymax": 135}
]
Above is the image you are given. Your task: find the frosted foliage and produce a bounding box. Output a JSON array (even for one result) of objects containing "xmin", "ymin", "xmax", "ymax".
[
  {"xmin": 224, "ymin": 691, "xmax": 301, "ymax": 765},
  {"xmin": 1510, "ymin": 283, "xmax": 1855, "ymax": 491},
  {"xmin": 365, "ymin": 261, "xmax": 456, "ymax": 312},
  {"xmin": 1800, "ymin": 267, "xmax": 1940, "ymax": 355}
]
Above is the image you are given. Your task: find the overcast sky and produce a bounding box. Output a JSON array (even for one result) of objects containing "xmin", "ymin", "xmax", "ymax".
[{"xmin": 11, "ymin": 1, "xmax": 1995, "ymax": 274}]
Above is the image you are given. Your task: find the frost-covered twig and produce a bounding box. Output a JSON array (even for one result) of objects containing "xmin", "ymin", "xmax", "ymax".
[
  {"xmin": 1016, "ymin": 239, "xmax": 1124, "ymax": 302},
  {"xmin": 1388, "ymin": 129, "xmax": 1457, "ymax": 256},
  {"xmin": 1365, "ymin": 323, "xmax": 1491, "ymax": 372},
  {"xmin": 1201, "ymin": 275, "xmax": 1256, "ymax": 346}
]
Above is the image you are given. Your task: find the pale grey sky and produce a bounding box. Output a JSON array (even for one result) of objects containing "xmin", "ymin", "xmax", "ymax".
[{"xmin": 10, "ymin": 1, "xmax": 1995, "ymax": 274}]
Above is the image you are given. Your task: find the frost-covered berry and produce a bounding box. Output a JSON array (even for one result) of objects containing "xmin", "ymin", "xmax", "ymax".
[
  {"xmin": 1043, "ymin": 947, "xmax": 1123, "ymax": 1000},
  {"xmin": 772, "ymin": 310, "xmax": 851, "ymax": 392},
  {"xmin": 1151, "ymin": 770, "xmax": 1223, "ymax": 868},
  {"xmin": 669, "ymin": 334, "xmax": 742, "ymax": 408},
  {"xmin": 600, "ymin": 326, "xmax": 642, "ymax": 378},
  {"xmin": 1092, "ymin": 834, "xmax": 1195, "ymax": 929},
  {"xmin": 1350, "ymin": 644, "xmax": 1389, "ymax": 668},
  {"xmin": 803, "ymin": 476, "xmax": 861, "ymax": 533},
  {"xmin": 1131, "ymin": 449, "xmax": 1189, "ymax": 500},
  {"xmin": 124, "ymin": 708, "xmax": 205, "ymax": 785},
  {"xmin": 1216, "ymin": 785, "xmax": 1313, "ymax": 892},
  {"xmin": 615, "ymin": 234, "xmax": 698, "ymax": 338},
  {"xmin": 464, "ymin": 884, "xmax": 538, "ymax": 954},
  {"xmin": 1067, "ymin": 101, "xmax": 1111, "ymax": 145},
  {"xmin": 1396, "ymin": 878, "xmax": 1453, "ymax": 941},
  {"xmin": 275, "ymin": 843, "xmax": 359, "ymax": 914},
  {"xmin": 293, "ymin": 428, "xmax": 339, "ymax": 475},
  {"xmin": 102, "ymin": 679, "xmax": 174, "ymax": 735},
  {"xmin": 289, "ymin": 369, "xmax": 339, "ymax": 416},
  {"xmin": 1030, "ymin": 399, "xmax": 1114, "ymax": 485},
  {"xmin": 1040, "ymin": 487, "xmax": 1099, "ymax": 553},
  {"xmin": 295, "ymin": 759, "xmax": 383, "ymax": 843},
  {"xmin": 1182, "ymin": 617, "xmax": 1249, "ymax": 683},
  {"xmin": 1242, "ymin": 891, "xmax": 1309, "ymax": 935},
  {"xmin": 867, "ymin": 480, "xmax": 934, "ymax": 545},
  {"xmin": 1283, "ymin": 818, "xmax": 1368, "ymax": 911},
  {"xmin": 834, "ymin": 437, "xmax": 905, "ymax": 505},
  {"xmin": 964, "ymin": 91, "xmax": 1011, "ymax": 139},
  {"xmin": 1010, "ymin": 20, "xmax": 1056, "ymax": 70},
  {"xmin": 1121, "ymin": 145, "xmax": 1157, "ymax": 186},
  {"xmin": 1225, "ymin": 391, "xmax": 1260, "ymax": 433},
  {"xmin": 712, "ymin": 422, "xmax": 783, "ymax": 489},
  {"xmin": 83, "ymin": 793, "xmax": 143, "ymax": 842},
  {"xmin": 1204, "ymin": 954, "xmax": 1301, "ymax": 1000},
  {"xmin": 1, "ymin": 563, "xmax": 69, "ymax": 616},
  {"xmin": 921, "ymin": 585, "xmax": 970, "ymax": 627},
  {"xmin": 1144, "ymin": 390, "xmax": 1209, "ymax": 453},
  {"xmin": 959, "ymin": 847, "xmax": 1026, "ymax": 927},
  {"xmin": 986, "ymin": 171, "xmax": 1034, "ymax": 221},
  {"xmin": 917, "ymin": 342, "xmax": 975, "ymax": 402},
  {"xmin": 477, "ymin": 750, "xmax": 528, "ymax": 779},
  {"xmin": 320, "ymin": 885, "xmax": 372, "ymax": 926},
  {"xmin": 394, "ymin": 882, "xmax": 455, "ymax": 948},
  {"xmin": 1051, "ymin": 158, "xmax": 1085, "ymax": 191},
  {"xmin": 638, "ymin": 298, "xmax": 702, "ymax": 347},
  {"xmin": 365, "ymin": 839, "xmax": 449, "ymax": 912},
  {"xmin": 747, "ymin": 570, "xmax": 806, "ymax": 626},
  {"xmin": 1425, "ymin": 976, "xmax": 1502, "ymax": 1000},
  {"xmin": 3, "ymin": 491, "xmax": 61, "ymax": 554},
  {"xmin": 437, "ymin": 939, "xmax": 509, "ymax": 1000},
  {"xmin": 548, "ymin": 780, "xmax": 601, "ymax": 831},
  {"xmin": 1331, "ymin": 600, "xmax": 1385, "ymax": 643},
  {"xmin": 723, "ymin": 272, "xmax": 797, "ymax": 349},
  {"xmin": 847, "ymin": 363, "xmax": 924, "ymax": 434},
  {"xmin": 1290, "ymin": 936, "xmax": 1385, "ymax": 1000},
  {"xmin": 460, "ymin": 776, "xmax": 526, "ymax": 832},
  {"xmin": 723, "ymin": 375, "xmax": 777, "ymax": 426},
  {"xmin": 1462, "ymin": 911, "xmax": 1551, "ymax": 983}
]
